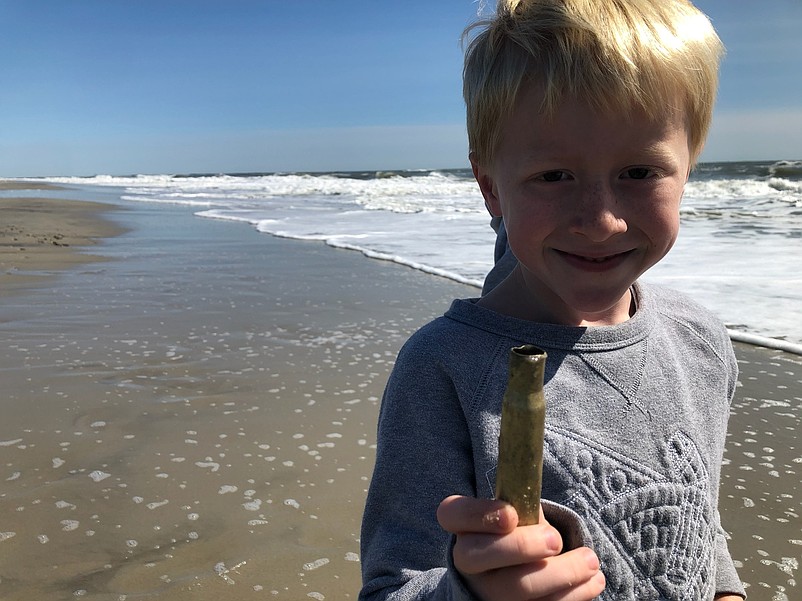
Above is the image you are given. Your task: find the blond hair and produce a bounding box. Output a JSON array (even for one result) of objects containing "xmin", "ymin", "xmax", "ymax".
[{"xmin": 463, "ymin": 0, "xmax": 724, "ymax": 166}]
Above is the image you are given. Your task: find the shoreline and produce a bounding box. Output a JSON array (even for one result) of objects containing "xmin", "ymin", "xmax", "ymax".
[
  {"xmin": 3, "ymin": 180, "xmax": 800, "ymax": 354},
  {"xmin": 0, "ymin": 183, "xmax": 127, "ymax": 296}
]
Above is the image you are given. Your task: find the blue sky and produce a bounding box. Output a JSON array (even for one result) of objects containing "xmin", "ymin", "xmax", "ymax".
[{"xmin": 1, "ymin": 0, "xmax": 801, "ymax": 176}]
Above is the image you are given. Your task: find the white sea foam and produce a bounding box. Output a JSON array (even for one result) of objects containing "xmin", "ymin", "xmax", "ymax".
[
  {"xmin": 19, "ymin": 163, "xmax": 802, "ymax": 346},
  {"xmin": 88, "ymin": 470, "xmax": 111, "ymax": 482},
  {"xmin": 303, "ymin": 557, "xmax": 330, "ymax": 571},
  {"xmin": 195, "ymin": 461, "xmax": 220, "ymax": 472}
]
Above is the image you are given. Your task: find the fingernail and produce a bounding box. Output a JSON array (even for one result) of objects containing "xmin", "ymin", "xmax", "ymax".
[{"xmin": 545, "ymin": 529, "xmax": 560, "ymax": 553}]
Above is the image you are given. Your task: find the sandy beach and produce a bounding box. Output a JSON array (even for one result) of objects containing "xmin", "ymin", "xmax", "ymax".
[
  {"xmin": 1, "ymin": 182, "xmax": 127, "ymax": 296},
  {"xmin": 0, "ymin": 186, "xmax": 800, "ymax": 600}
]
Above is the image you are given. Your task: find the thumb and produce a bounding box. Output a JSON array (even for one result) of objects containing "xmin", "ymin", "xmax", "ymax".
[{"xmin": 436, "ymin": 495, "xmax": 518, "ymax": 535}]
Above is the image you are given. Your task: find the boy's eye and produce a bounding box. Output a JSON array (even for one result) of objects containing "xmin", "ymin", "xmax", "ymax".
[
  {"xmin": 539, "ymin": 170, "xmax": 569, "ymax": 182},
  {"xmin": 623, "ymin": 167, "xmax": 654, "ymax": 180}
]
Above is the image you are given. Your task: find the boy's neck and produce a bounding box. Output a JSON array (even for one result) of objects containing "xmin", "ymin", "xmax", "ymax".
[{"xmin": 478, "ymin": 266, "xmax": 635, "ymax": 327}]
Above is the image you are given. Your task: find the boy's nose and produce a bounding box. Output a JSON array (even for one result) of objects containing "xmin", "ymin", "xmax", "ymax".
[{"xmin": 568, "ymin": 181, "xmax": 628, "ymax": 241}]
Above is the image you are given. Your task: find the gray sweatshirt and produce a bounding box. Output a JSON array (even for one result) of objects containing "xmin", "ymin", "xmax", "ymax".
[{"xmin": 360, "ymin": 282, "xmax": 745, "ymax": 600}]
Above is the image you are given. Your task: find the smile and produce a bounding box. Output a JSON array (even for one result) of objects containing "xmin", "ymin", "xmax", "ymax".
[
  {"xmin": 555, "ymin": 249, "xmax": 633, "ymax": 270},
  {"xmin": 579, "ymin": 252, "xmax": 627, "ymax": 262}
]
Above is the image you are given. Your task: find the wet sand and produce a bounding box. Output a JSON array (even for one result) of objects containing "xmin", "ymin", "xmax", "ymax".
[
  {"xmin": 0, "ymin": 190, "xmax": 799, "ymax": 600},
  {"xmin": 0, "ymin": 194, "xmax": 474, "ymax": 600},
  {"xmin": 721, "ymin": 343, "xmax": 801, "ymax": 600},
  {"xmin": 1, "ymin": 183, "xmax": 127, "ymax": 295}
]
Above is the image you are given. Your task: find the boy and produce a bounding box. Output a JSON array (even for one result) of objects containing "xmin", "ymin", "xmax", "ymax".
[{"xmin": 360, "ymin": 1, "xmax": 745, "ymax": 599}]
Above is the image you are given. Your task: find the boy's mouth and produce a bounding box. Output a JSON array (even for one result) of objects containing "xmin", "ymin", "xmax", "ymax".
[
  {"xmin": 556, "ymin": 249, "xmax": 633, "ymax": 270},
  {"xmin": 580, "ymin": 255, "xmax": 617, "ymax": 263}
]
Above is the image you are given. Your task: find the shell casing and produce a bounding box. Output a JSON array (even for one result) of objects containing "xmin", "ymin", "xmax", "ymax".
[{"xmin": 495, "ymin": 345, "xmax": 547, "ymax": 526}]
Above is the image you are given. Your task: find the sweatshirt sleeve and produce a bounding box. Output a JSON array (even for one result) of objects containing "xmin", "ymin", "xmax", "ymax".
[
  {"xmin": 715, "ymin": 337, "xmax": 746, "ymax": 599},
  {"xmin": 359, "ymin": 331, "xmax": 481, "ymax": 601},
  {"xmin": 714, "ymin": 524, "xmax": 747, "ymax": 599}
]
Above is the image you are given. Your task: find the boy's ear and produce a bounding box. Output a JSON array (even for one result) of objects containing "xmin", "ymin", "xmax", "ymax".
[{"xmin": 469, "ymin": 153, "xmax": 502, "ymax": 217}]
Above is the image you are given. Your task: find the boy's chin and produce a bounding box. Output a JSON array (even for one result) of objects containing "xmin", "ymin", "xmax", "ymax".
[{"xmin": 556, "ymin": 289, "xmax": 636, "ymax": 327}]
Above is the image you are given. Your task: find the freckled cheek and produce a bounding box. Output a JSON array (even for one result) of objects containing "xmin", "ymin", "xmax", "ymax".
[
  {"xmin": 505, "ymin": 193, "xmax": 561, "ymax": 222},
  {"xmin": 645, "ymin": 208, "xmax": 681, "ymax": 250},
  {"xmin": 503, "ymin": 210, "xmax": 551, "ymax": 257},
  {"xmin": 502, "ymin": 200, "xmax": 543, "ymax": 230}
]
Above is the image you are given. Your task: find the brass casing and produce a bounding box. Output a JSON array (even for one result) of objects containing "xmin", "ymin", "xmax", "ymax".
[{"xmin": 495, "ymin": 344, "xmax": 547, "ymax": 526}]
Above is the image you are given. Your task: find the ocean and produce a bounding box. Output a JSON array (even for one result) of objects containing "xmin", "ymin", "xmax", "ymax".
[{"xmin": 14, "ymin": 159, "xmax": 802, "ymax": 349}]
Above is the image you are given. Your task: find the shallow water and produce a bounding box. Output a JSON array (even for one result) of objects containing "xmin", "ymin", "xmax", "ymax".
[{"xmin": 0, "ymin": 202, "xmax": 471, "ymax": 600}]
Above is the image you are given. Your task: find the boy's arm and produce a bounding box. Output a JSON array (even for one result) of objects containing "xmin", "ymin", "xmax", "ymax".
[
  {"xmin": 359, "ymin": 335, "xmax": 479, "ymax": 600},
  {"xmin": 714, "ymin": 340, "xmax": 746, "ymax": 601},
  {"xmin": 713, "ymin": 520, "xmax": 746, "ymax": 600}
]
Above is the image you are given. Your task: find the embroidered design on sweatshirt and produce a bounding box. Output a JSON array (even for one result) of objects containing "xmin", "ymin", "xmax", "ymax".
[
  {"xmin": 544, "ymin": 428, "xmax": 714, "ymax": 601},
  {"xmin": 578, "ymin": 340, "xmax": 651, "ymax": 416}
]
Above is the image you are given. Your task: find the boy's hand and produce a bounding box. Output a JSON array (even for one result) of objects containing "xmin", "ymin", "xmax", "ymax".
[{"xmin": 437, "ymin": 495, "xmax": 605, "ymax": 601}]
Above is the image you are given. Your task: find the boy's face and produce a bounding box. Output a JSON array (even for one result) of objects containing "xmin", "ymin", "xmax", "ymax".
[{"xmin": 473, "ymin": 83, "xmax": 692, "ymax": 326}]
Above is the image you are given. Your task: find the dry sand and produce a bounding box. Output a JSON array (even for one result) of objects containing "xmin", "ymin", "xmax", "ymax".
[{"xmin": 0, "ymin": 187, "xmax": 799, "ymax": 600}]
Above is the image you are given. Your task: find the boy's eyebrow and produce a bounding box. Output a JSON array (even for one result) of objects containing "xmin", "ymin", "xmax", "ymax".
[
  {"xmin": 520, "ymin": 143, "xmax": 683, "ymax": 167},
  {"xmin": 635, "ymin": 143, "xmax": 685, "ymax": 166}
]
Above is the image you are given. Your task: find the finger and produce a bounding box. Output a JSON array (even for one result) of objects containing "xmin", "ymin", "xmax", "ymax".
[
  {"xmin": 465, "ymin": 547, "xmax": 605, "ymax": 601},
  {"xmin": 453, "ymin": 523, "xmax": 563, "ymax": 574},
  {"xmin": 437, "ymin": 495, "xmax": 518, "ymax": 534},
  {"xmin": 544, "ymin": 569, "xmax": 606, "ymax": 601},
  {"xmin": 468, "ymin": 548, "xmax": 603, "ymax": 601},
  {"xmin": 518, "ymin": 548, "xmax": 602, "ymax": 599}
]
